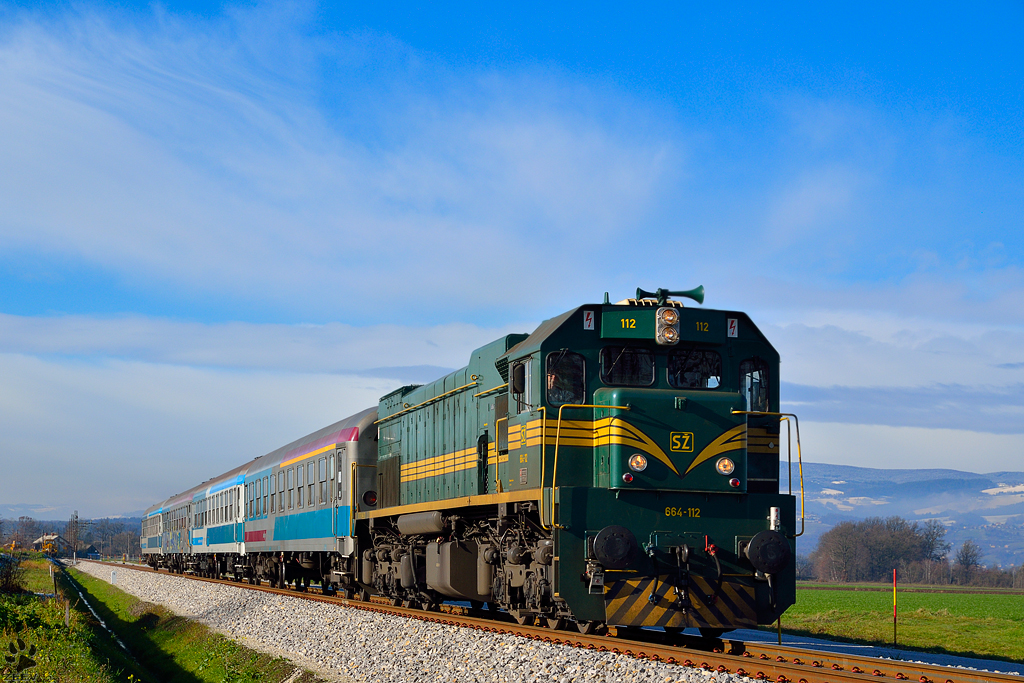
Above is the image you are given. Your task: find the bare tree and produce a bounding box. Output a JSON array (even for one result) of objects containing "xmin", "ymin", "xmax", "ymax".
[
  {"xmin": 920, "ymin": 520, "xmax": 951, "ymax": 561},
  {"xmin": 12, "ymin": 517, "xmax": 39, "ymax": 550},
  {"xmin": 954, "ymin": 539, "xmax": 983, "ymax": 584}
]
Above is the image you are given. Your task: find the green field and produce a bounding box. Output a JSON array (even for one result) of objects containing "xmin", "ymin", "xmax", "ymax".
[{"xmin": 780, "ymin": 586, "xmax": 1024, "ymax": 663}]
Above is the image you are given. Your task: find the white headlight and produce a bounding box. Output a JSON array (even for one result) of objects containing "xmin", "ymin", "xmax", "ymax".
[
  {"xmin": 716, "ymin": 457, "xmax": 735, "ymax": 475},
  {"xmin": 628, "ymin": 454, "xmax": 648, "ymax": 472}
]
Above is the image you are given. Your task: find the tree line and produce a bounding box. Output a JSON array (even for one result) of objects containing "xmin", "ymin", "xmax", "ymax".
[
  {"xmin": 0, "ymin": 515, "xmax": 141, "ymax": 558},
  {"xmin": 805, "ymin": 515, "xmax": 1024, "ymax": 588}
]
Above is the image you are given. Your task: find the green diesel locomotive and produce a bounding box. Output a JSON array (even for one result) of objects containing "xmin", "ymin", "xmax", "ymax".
[{"xmin": 359, "ymin": 287, "xmax": 802, "ymax": 635}]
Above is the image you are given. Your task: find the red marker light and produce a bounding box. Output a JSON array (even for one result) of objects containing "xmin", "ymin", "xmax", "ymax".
[
  {"xmin": 622, "ymin": 473, "xmax": 634, "ymax": 483},
  {"xmin": 729, "ymin": 478, "xmax": 740, "ymax": 488}
]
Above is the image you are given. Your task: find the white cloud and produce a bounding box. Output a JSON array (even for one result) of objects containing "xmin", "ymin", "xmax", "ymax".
[
  {"xmin": 0, "ymin": 10, "xmax": 676, "ymax": 323},
  {"xmin": 799, "ymin": 421, "xmax": 1023, "ymax": 473},
  {"xmin": 768, "ymin": 165, "xmax": 868, "ymax": 238},
  {"xmin": 762, "ymin": 312, "xmax": 1024, "ymax": 388},
  {"xmin": 0, "ymin": 312, "xmax": 523, "ymax": 373},
  {"xmin": 0, "ymin": 352, "xmax": 398, "ymax": 517}
]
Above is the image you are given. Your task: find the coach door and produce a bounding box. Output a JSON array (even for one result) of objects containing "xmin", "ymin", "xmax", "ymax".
[{"xmin": 332, "ymin": 447, "xmax": 344, "ymax": 537}]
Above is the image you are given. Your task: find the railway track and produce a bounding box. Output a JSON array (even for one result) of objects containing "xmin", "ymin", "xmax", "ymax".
[{"xmin": 81, "ymin": 560, "xmax": 1021, "ymax": 683}]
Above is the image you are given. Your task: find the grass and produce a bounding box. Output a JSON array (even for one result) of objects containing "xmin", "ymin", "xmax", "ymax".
[
  {"xmin": 1, "ymin": 559, "xmax": 144, "ymax": 682},
  {"xmin": 20, "ymin": 560, "xmax": 58, "ymax": 594},
  {"xmin": 797, "ymin": 580, "xmax": 1024, "ymax": 594},
  {"xmin": 779, "ymin": 586, "xmax": 1024, "ymax": 664},
  {"xmin": 3, "ymin": 557, "xmax": 324, "ymax": 682},
  {"xmin": 66, "ymin": 567, "xmax": 324, "ymax": 683}
]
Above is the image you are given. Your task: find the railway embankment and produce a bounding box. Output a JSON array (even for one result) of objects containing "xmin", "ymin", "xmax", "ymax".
[
  {"xmin": 1, "ymin": 554, "xmax": 149, "ymax": 681},
  {"xmin": 69, "ymin": 562, "xmax": 326, "ymax": 683},
  {"xmin": 1, "ymin": 554, "xmax": 324, "ymax": 682},
  {"xmin": 74, "ymin": 561, "xmax": 742, "ymax": 683}
]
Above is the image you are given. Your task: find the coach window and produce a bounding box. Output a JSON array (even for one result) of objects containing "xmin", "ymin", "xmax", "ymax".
[
  {"xmin": 668, "ymin": 348, "xmax": 722, "ymax": 390},
  {"xmin": 262, "ymin": 477, "xmax": 269, "ymax": 517},
  {"xmin": 600, "ymin": 346, "xmax": 655, "ymax": 386},
  {"xmin": 308, "ymin": 463, "xmax": 315, "ymax": 506},
  {"xmin": 269, "ymin": 476, "xmax": 276, "ymax": 514},
  {"xmin": 319, "ymin": 458, "xmax": 327, "ymax": 504},
  {"xmin": 328, "ymin": 455, "xmax": 336, "ymax": 500},
  {"xmin": 546, "ymin": 350, "xmax": 585, "ymax": 406},
  {"xmin": 740, "ymin": 357, "xmax": 770, "ymax": 413},
  {"xmin": 297, "ymin": 466, "xmax": 303, "ymax": 508},
  {"xmin": 248, "ymin": 483, "xmax": 254, "ymax": 519},
  {"xmin": 287, "ymin": 468, "xmax": 294, "ymax": 509},
  {"xmin": 278, "ymin": 472, "xmax": 284, "ymax": 505}
]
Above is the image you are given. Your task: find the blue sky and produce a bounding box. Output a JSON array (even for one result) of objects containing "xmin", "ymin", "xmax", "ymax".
[{"xmin": 0, "ymin": 1, "xmax": 1022, "ymax": 517}]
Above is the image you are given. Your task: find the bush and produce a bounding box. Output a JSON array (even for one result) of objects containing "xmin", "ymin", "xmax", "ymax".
[{"xmin": 0, "ymin": 556, "xmax": 25, "ymax": 593}]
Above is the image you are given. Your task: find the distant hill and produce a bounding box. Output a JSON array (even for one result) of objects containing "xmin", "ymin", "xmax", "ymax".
[{"xmin": 791, "ymin": 462, "xmax": 1024, "ymax": 567}]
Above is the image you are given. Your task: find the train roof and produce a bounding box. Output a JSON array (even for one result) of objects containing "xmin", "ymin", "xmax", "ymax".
[
  {"xmin": 146, "ymin": 407, "xmax": 377, "ymax": 512},
  {"xmin": 246, "ymin": 406, "xmax": 377, "ymax": 475}
]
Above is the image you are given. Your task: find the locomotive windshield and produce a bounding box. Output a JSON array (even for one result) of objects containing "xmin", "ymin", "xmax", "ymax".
[
  {"xmin": 668, "ymin": 348, "xmax": 722, "ymax": 389},
  {"xmin": 600, "ymin": 346, "xmax": 655, "ymax": 386},
  {"xmin": 546, "ymin": 350, "xmax": 586, "ymax": 406}
]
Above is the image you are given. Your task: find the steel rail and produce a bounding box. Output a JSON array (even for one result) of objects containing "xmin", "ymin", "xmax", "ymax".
[{"xmin": 82, "ymin": 561, "xmax": 1021, "ymax": 683}]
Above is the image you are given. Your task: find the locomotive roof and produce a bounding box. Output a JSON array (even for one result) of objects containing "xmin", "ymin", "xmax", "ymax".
[{"xmin": 497, "ymin": 307, "xmax": 578, "ymax": 361}]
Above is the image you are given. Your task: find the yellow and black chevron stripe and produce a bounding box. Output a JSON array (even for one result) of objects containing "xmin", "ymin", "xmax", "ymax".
[
  {"xmin": 604, "ymin": 574, "xmax": 757, "ymax": 628},
  {"xmin": 399, "ymin": 418, "xmax": 752, "ymax": 483}
]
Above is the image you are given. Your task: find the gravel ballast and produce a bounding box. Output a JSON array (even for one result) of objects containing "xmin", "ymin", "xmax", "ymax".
[{"xmin": 75, "ymin": 561, "xmax": 743, "ymax": 683}]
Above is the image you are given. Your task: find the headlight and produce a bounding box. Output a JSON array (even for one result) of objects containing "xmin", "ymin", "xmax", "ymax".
[
  {"xmin": 628, "ymin": 454, "xmax": 648, "ymax": 472},
  {"xmin": 656, "ymin": 306, "xmax": 681, "ymax": 345},
  {"xmin": 716, "ymin": 457, "xmax": 735, "ymax": 475}
]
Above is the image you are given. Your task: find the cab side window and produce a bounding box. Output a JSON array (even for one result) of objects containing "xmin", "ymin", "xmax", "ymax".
[
  {"xmin": 740, "ymin": 357, "xmax": 770, "ymax": 412},
  {"xmin": 510, "ymin": 359, "xmax": 533, "ymax": 414},
  {"xmin": 546, "ymin": 350, "xmax": 585, "ymax": 406}
]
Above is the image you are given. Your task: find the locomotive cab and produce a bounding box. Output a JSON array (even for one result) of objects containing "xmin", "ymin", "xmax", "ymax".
[{"xmin": 491, "ymin": 288, "xmax": 799, "ymax": 632}]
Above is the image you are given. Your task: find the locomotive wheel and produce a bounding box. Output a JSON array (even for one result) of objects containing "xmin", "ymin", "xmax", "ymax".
[
  {"xmin": 576, "ymin": 620, "xmax": 605, "ymax": 635},
  {"xmin": 544, "ymin": 617, "xmax": 566, "ymax": 630},
  {"xmin": 698, "ymin": 628, "xmax": 726, "ymax": 639},
  {"xmin": 511, "ymin": 611, "xmax": 533, "ymax": 626}
]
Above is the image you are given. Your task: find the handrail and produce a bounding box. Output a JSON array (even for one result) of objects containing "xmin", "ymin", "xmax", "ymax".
[
  {"xmin": 542, "ymin": 403, "xmax": 631, "ymax": 530},
  {"xmin": 473, "ymin": 383, "xmax": 508, "ymax": 398},
  {"xmin": 374, "ymin": 381, "xmax": 479, "ymax": 424},
  {"xmin": 731, "ymin": 410, "xmax": 805, "ymax": 538}
]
